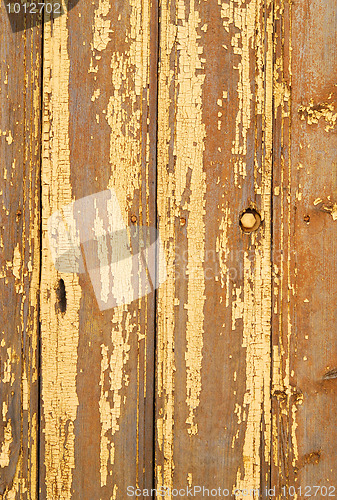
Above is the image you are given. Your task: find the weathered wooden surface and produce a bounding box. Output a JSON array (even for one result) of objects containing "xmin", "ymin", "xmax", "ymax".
[
  {"xmin": 272, "ymin": 0, "xmax": 337, "ymax": 496},
  {"xmin": 1, "ymin": 0, "xmax": 337, "ymax": 498},
  {"xmin": 156, "ymin": 0, "xmax": 273, "ymax": 496},
  {"xmin": 0, "ymin": 7, "xmax": 42, "ymax": 499},
  {"xmin": 40, "ymin": 0, "xmax": 158, "ymax": 498}
]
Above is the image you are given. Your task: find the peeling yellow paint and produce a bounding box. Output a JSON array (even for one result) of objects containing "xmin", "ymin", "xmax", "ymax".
[
  {"xmin": 90, "ymin": 0, "xmax": 153, "ymax": 490},
  {"xmin": 0, "ymin": 419, "xmax": 13, "ymax": 468},
  {"xmin": 156, "ymin": 0, "xmax": 177, "ymax": 491},
  {"xmin": 171, "ymin": 0, "xmax": 207, "ymax": 437},
  {"xmin": 22, "ymin": 368, "xmax": 28, "ymax": 411},
  {"xmin": 112, "ymin": 484, "xmax": 118, "ymax": 499},
  {"xmin": 99, "ymin": 344, "xmax": 110, "ymax": 487},
  {"xmin": 2, "ymin": 347, "xmax": 12, "ymax": 384},
  {"xmin": 299, "ymin": 99, "xmax": 337, "ymax": 132},
  {"xmin": 41, "ymin": 3, "xmax": 82, "ymax": 497},
  {"xmin": 92, "ymin": 0, "xmax": 113, "ymax": 52},
  {"xmin": 273, "ymin": 0, "xmax": 303, "ymax": 488},
  {"xmin": 2, "ymin": 402, "xmax": 8, "ymax": 421},
  {"xmin": 187, "ymin": 472, "xmax": 192, "ymax": 487},
  {"xmin": 91, "ymin": 88, "xmax": 101, "ymax": 101},
  {"xmin": 234, "ymin": 1, "xmax": 273, "ymax": 497},
  {"xmin": 216, "ymin": 205, "xmax": 231, "ymax": 307},
  {"xmin": 99, "ymin": 312, "xmax": 131, "ymax": 485},
  {"xmin": 157, "ymin": 0, "xmax": 207, "ymax": 489},
  {"xmin": 1, "ymin": 129, "xmax": 14, "ymax": 144},
  {"xmin": 219, "ymin": 0, "xmax": 259, "ymax": 185}
]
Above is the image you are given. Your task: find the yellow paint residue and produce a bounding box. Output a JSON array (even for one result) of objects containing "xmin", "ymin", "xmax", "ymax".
[
  {"xmin": 156, "ymin": 0, "xmax": 177, "ymax": 491},
  {"xmin": 94, "ymin": 0, "xmax": 152, "ymax": 490},
  {"xmin": 291, "ymin": 404, "xmax": 299, "ymax": 467},
  {"xmin": 2, "ymin": 402, "xmax": 8, "ymax": 421},
  {"xmin": 272, "ymin": 345, "xmax": 283, "ymax": 393},
  {"xmin": 0, "ymin": 420, "xmax": 13, "ymax": 468},
  {"xmin": 235, "ymin": 248, "xmax": 272, "ymax": 498},
  {"xmin": 106, "ymin": 0, "xmax": 151, "ymax": 207},
  {"xmin": 274, "ymin": 55, "xmax": 290, "ymax": 118},
  {"xmin": 92, "ymin": 0, "xmax": 113, "ymax": 52},
  {"xmin": 99, "ymin": 345, "xmax": 110, "ymax": 486},
  {"xmin": 22, "ymin": 367, "xmax": 28, "ymax": 411},
  {"xmin": 2, "ymin": 348, "xmax": 12, "ymax": 384},
  {"xmin": 99, "ymin": 312, "xmax": 131, "ymax": 486},
  {"xmin": 216, "ymin": 204, "xmax": 231, "ymax": 307},
  {"xmin": 30, "ymin": 412, "xmax": 38, "ymax": 499},
  {"xmin": 299, "ymin": 99, "xmax": 337, "ymax": 132},
  {"xmin": 234, "ymin": 1, "xmax": 273, "ymax": 497},
  {"xmin": 273, "ymin": 0, "xmax": 303, "ymax": 486},
  {"xmin": 232, "ymin": 285, "xmax": 244, "ymax": 330},
  {"xmin": 41, "ymin": 3, "xmax": 81, "ymax": 497},
  {"xmin": 187, "ymin": 472, "xmax": 193, "ymax": 487},
  {"xmin": 12, "ymin": 243, "xmax": 21, "ymax": 280},
  {"xmin": 173, "ymin": 0, "xmax": 207, "ymax": 437},
  {"xmin": 219, "ymin": 0, "xmax": 258, "ymax": 185},
  {"xmin": 0, "ymin": 129, "xmax": 13, "ymax": 143},
  {"xmin": 112, "ymin": 484, "xmax": 118, "ymax": 499},
  {"xmin": 91, "ymin": 88, "xmax": 101, "ymax": 101}
]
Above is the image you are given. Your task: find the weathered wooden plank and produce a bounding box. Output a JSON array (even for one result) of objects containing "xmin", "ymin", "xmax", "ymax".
[
  {"xmin": 40, "ymin": 0, "xmax": 158, "ymax": 497},
  {"xmin": 0, "ymin": 9, "xmax": 42, "ymax": 500},
  {"xmin": 3, "ymin": 0, "xmax": 337, "ymax": 498},
  {"xmin": 156, "ymin": 0, "xmax": 273, "ymax": 497},
  {"xmin": 272, "ymin": 0, "xmax": 337, "ymax": 497}
]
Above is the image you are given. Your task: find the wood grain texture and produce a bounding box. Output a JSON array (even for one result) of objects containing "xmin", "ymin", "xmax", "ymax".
[
  {"xmin": 1, "ymin": 0, "xmax": 337, "ymax": 498},
  {"xmin": 0, "ymin": 8, "xmax": 42, "ymax": 500},
  {"xmin": 156, "ymin": 0, "xmax": 273, "ymax": 497},
  {"xmin": 272, "ymin": 0, "xmax": 337, "ymax": 497},
  {"xmin": 40, "ymin": 0, "xmax": 158, "ymax": 498}
]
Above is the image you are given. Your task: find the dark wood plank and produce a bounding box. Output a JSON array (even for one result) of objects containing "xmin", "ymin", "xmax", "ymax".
[{"xmin": 0, "ymin": 7, "xmax": 42, "ymax": 500}]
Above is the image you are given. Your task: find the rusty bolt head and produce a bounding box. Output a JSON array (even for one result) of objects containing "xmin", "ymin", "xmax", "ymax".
[
  {"xmin": 131, "ymin": 215, "xmax": 137, "ymax": 224},
  {"xmin": 241, "ymin": 212, "xmax": 256, "ymax": 229},
  {"xmin": 240, "ymin": 209, "xmax": 261, "ymax": 233}
]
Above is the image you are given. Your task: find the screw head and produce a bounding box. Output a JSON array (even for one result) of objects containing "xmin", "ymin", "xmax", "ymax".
[{"xmin": 131, "ymin": 215, "xmax": 137, "ymax": 224}]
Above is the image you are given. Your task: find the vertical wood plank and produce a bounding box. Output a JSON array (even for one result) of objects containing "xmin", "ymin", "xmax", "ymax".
[
  {"xmin": 0, "ymin": 9, "xmax": 42, "ymax": 500},
  {"xmin": 272, "ymin": 0, "xmax": 337, "ymax": 496},
  {"xmin": 156, "ymin": 0, "xmax": 274, "ymax": 497},
  {"xmin": 40, "ymin": 0, "xmax": 158, "ymax": 498}
]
